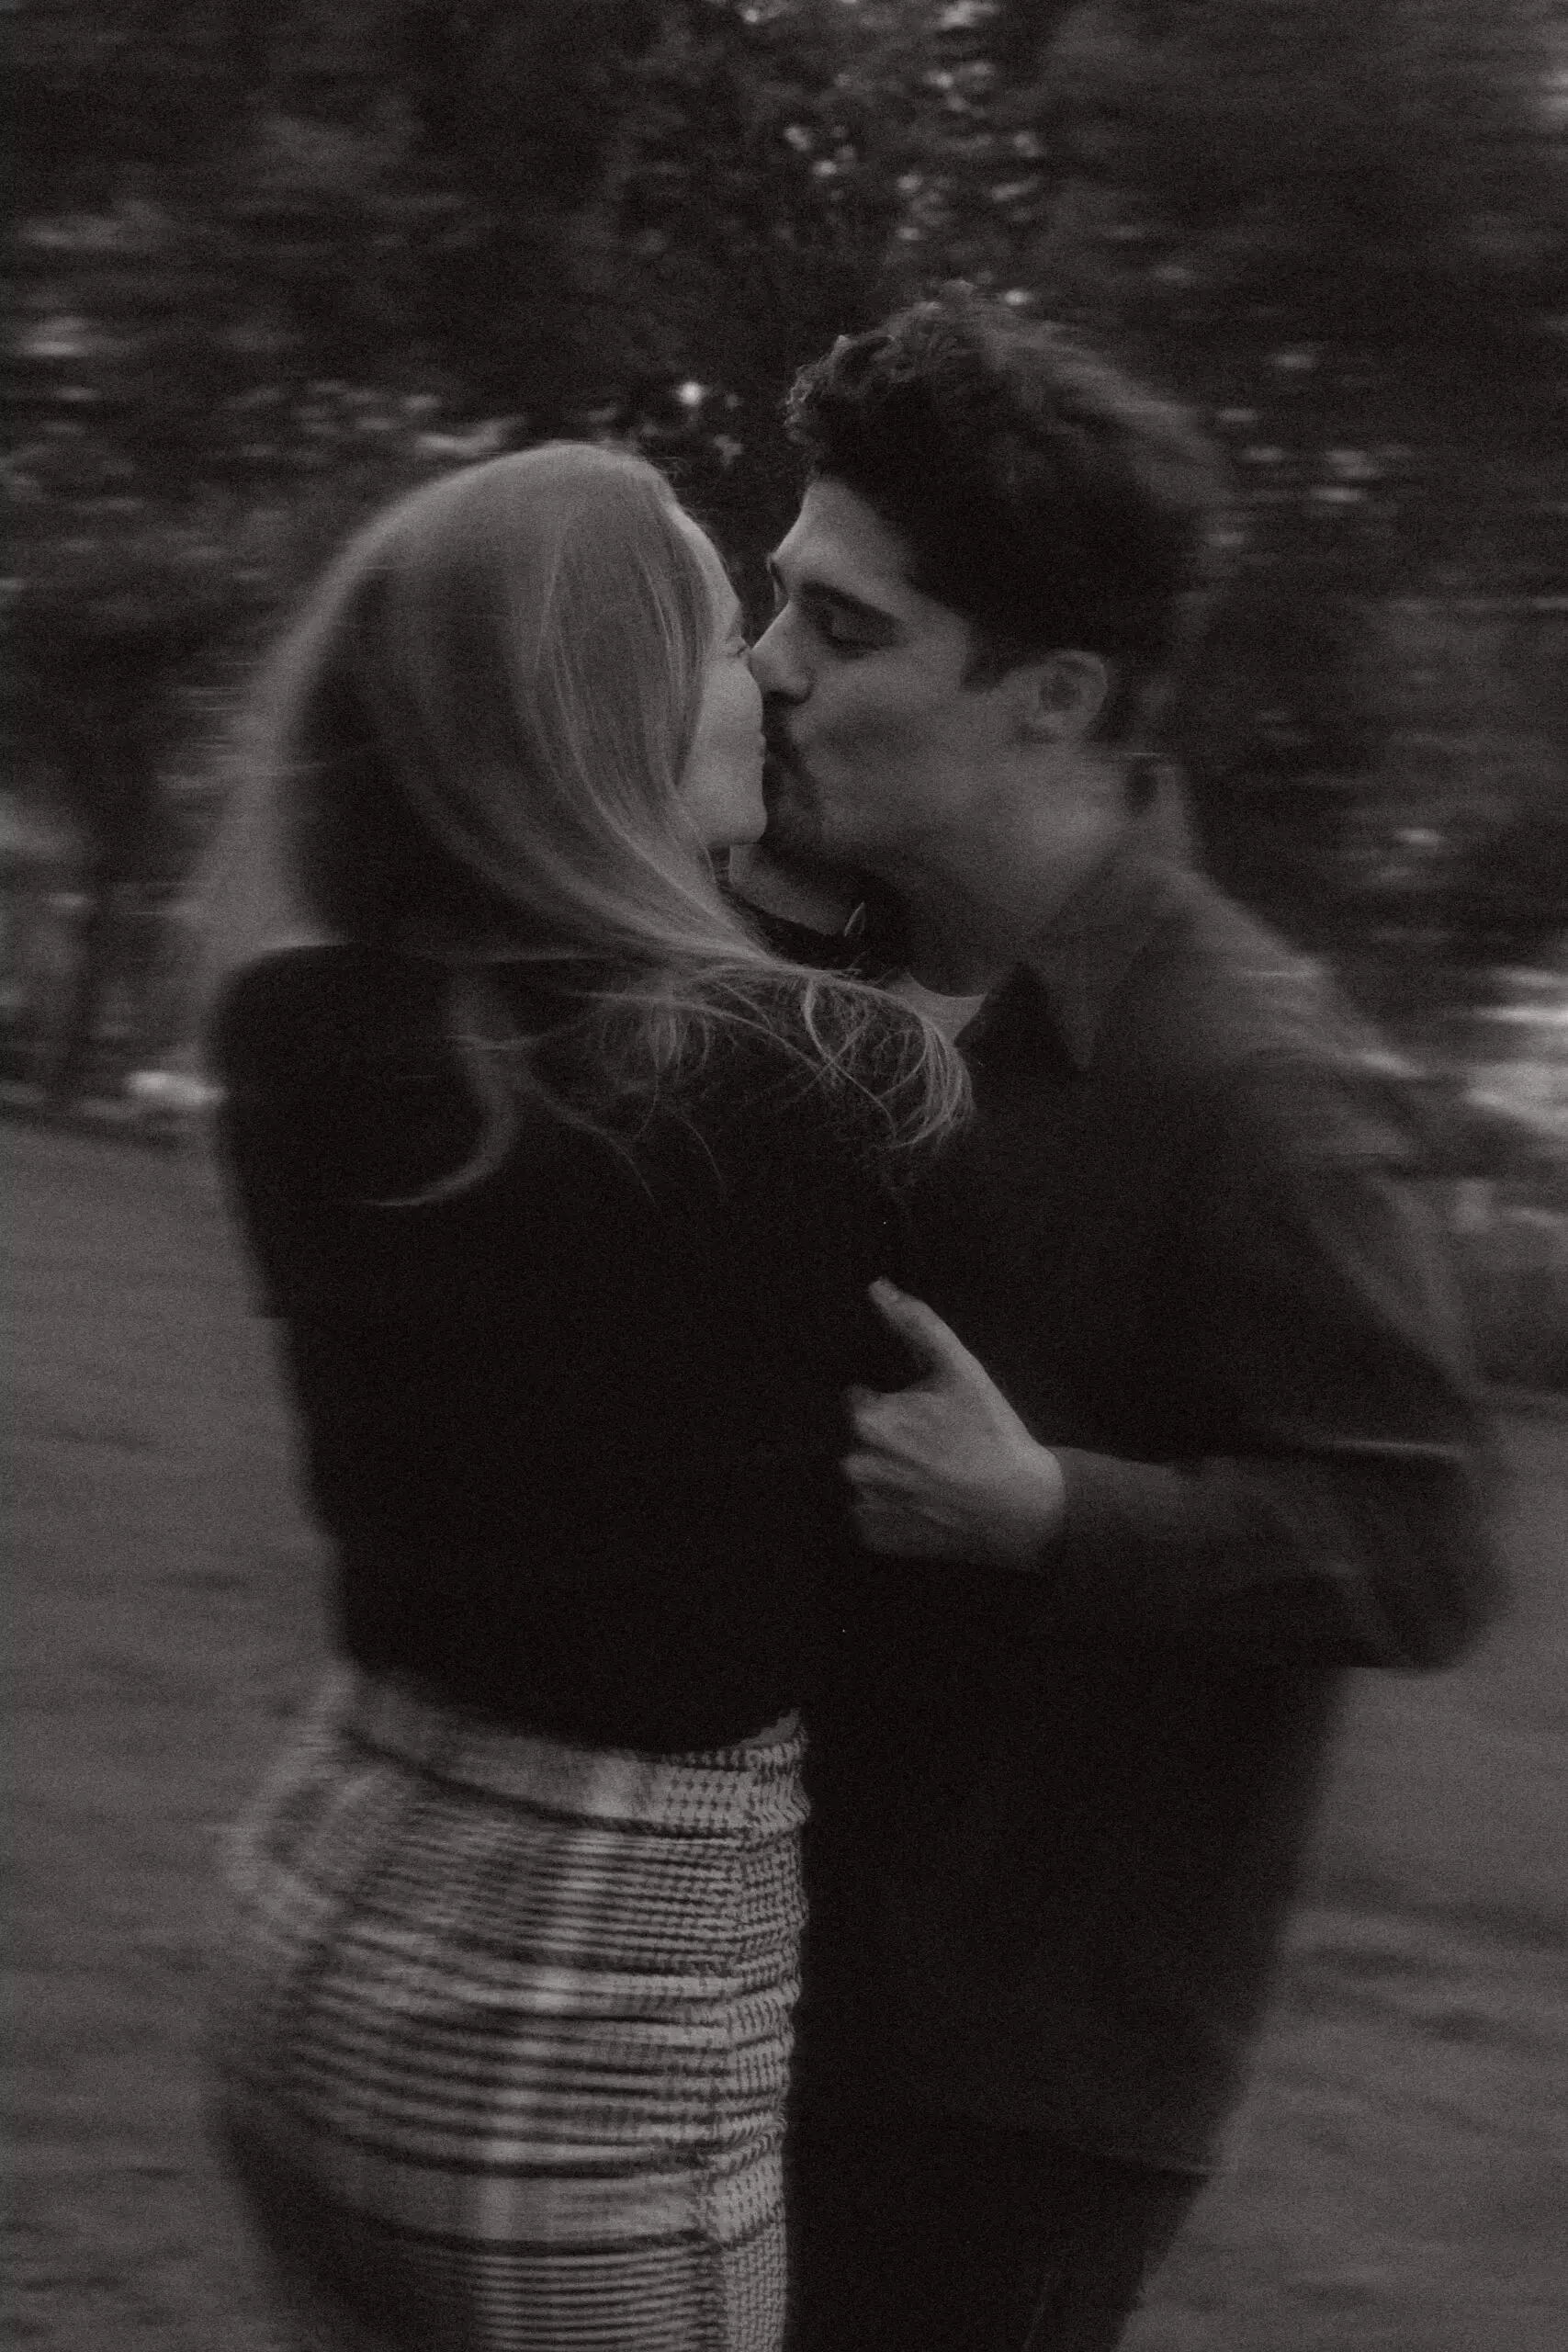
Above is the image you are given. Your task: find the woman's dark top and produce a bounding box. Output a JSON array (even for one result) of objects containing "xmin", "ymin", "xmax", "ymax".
[{"xmin": 215, "ymin": 944, "xmax": 920, "ymax": 1751}]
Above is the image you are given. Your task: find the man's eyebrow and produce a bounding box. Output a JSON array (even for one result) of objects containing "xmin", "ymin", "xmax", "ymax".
[{"xmin": 765, "ymin": 555, "xmax": 902, "ymax": 632}]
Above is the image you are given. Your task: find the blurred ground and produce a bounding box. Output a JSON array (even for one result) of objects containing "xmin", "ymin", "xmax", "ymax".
[{"xmin": 3, "ymin": 1119, "xmax": 1565, "ymax": 2351}]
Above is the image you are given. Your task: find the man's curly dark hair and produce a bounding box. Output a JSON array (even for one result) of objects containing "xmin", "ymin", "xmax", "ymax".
[{"xmin": 784, "ymin": 291, "xmax": 1235, "ymax": 743}]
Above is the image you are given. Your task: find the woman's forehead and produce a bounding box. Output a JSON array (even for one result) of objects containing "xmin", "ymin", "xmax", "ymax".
[{"xmin": 671, "ymin": 505, "xmax": 740, "ymax": 625}]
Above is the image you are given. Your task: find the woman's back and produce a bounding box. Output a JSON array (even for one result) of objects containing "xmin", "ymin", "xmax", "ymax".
[
  {"xmin": 202, "ymin": 441, "xmax": 965, "ymax": 2352},
  {"xmin": 217, "ymin": 942, "xmax": 918, "ymax": 1748}
]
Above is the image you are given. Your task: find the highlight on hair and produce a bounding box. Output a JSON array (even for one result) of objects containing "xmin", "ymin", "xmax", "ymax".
[
  {"xmin": 195, "ymin": 440, "xmax": 967, "ymax": 1183},
  {"xmin": 784, "ymin": 290, "xmax": 1235, "ymax": 742}
]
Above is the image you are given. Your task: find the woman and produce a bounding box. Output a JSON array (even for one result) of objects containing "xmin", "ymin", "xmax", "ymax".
[{"xmin": 201, "ymin": 442, "xmax": 968, "ymax": 2352}]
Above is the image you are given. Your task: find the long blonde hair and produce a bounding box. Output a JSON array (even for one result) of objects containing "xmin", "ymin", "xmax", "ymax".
[{"xmin": 197, "ymin": 441, "xmax": 966, "ymax": 1173}]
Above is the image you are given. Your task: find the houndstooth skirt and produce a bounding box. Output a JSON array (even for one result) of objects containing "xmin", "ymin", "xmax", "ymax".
[{"xmin": 209, "ymin": 1666, "xmax": 808, "ymax": 2352}]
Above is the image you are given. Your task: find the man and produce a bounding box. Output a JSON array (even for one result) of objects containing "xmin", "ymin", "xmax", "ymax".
[{"xmin": 735, "ymin": 294, "xmax": 1502, "ymax": 2350}]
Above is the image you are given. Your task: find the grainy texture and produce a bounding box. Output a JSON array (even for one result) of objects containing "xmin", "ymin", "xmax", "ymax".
[{"xmin": 3, "ymin": 1120, "xmax": 1565, "ymax": 2351}]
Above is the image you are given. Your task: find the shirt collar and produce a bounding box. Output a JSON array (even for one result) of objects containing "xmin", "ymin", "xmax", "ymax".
[
  {"xmin": 742, "ymin": 830, "xmax": 1192, "ymax": 1068},
  {"xmin": 1013, "ymin": 831, "xmax": 1190, "ymax": 1071}
]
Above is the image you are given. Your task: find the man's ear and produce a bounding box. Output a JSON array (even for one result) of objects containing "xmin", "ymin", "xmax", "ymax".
[{"xmin": 1009, "ymin": 650, "xmax": 1111, "ymax": 744}]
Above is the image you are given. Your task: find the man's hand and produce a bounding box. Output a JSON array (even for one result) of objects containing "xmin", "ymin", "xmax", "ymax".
[{"xmin": 844, "ymin": 1280, "xmax": 1066, "ymax": 1573}]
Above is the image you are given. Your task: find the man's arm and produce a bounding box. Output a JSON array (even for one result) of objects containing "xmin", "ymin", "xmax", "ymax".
[
  {"xmin": 849, "ymin": 1053, "xmax": 1504, "ymax": 1670},
  {"xmin": 1044, "ymin": 1054, "xmax": 1502, "ymax": 1667}
]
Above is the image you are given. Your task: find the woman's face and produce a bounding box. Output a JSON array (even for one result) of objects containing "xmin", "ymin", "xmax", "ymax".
[{"xmin": 674, "ymin": 514, "xmax": 767, "ymax": 849}]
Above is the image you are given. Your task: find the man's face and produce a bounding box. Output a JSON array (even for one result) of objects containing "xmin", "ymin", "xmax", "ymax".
[{"xmin": 750, "ymin": 479, "xmax": 1020, "ymax": 876}]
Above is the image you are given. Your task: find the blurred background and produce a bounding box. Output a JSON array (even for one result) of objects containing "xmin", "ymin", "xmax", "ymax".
[
  {"xmin": 4, "ymin": 12, "xmax": 1567, "ymax": 2348},
  {"xmin": 3, "ymin": 0, "xmax": 1567, "ymax": 1385}
]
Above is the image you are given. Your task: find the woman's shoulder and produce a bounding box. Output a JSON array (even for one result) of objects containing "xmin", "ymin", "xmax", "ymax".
[
  {"xmin": 215, "ymin": 944, "xmax": 494, "ymax": 1208},
  {"xmin": 217, "ymin": 940, "xmax": 429, "ymax": 1036},
  {"xmin": 214, "ymin": 944, "xmax": 441, "ymax": 1086},
  {"xmin": 670, "ymin": 977, "xmax": 947, "ymax": 1174}
]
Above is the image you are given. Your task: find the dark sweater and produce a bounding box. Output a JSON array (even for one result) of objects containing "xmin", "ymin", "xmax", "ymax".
[
  {"xmin": 214, "ymin": 944, "xmax": 919, "ymax": 1752},
  {"xmin": 779, "ymin": 845, "xmax": 1503, "ymax": 2170}
]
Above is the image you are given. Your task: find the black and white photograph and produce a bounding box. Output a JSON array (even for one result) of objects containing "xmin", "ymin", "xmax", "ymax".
[{"xmin": 5, "ymin": 6, "xmax": 1566, "ymax": 2347}]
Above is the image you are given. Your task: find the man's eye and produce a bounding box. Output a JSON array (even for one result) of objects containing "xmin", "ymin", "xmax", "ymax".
[
  {"xmin": 819, "ymin": 620, "xmax": 874, "ymax": 654},
  {"xmin": 806, "ymin": 606, "xmax": 871, "ymax": 651}
]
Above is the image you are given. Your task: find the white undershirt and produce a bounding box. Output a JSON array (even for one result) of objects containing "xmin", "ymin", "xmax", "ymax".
[{"xmin": 890, "ymin": 972, "xmax": 989, "ymax": 1043}]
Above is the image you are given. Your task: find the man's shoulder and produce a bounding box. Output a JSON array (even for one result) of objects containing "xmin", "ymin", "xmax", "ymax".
[
  {"xmin": 1116, "ymin": 867, "xmax": 1371, "ymax": 1078},
  {"xmin": 1102, "ymin": 870, "xmax": 1439, "ymax": 1169}
]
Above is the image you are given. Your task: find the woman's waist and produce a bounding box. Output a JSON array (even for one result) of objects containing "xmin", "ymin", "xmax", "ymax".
[
  {"xmin": 332, "ymin": 1528, "xmax": 829, "ymax": 1756},
  {"xmin": 330, "ymin": 1657, "xmax": 807, "ymax": 1810},
  {"xmin": 743, "ymin": 1708, "xmax": 803, "ymax": 1750}
]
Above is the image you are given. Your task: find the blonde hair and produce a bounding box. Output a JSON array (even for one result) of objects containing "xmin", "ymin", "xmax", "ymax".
[{"xmin": 197, "ymin": 441, "xmax": 966, "ymax": 1177}]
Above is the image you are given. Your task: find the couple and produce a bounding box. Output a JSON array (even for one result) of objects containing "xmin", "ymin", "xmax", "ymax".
[{"xmin": 204, "ymin": 294, "xmax": 1498, "ymax": 2352}]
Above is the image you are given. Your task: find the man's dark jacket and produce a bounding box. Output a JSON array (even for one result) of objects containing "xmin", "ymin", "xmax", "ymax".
[{"xmin": 773, "ymin": 842, "xmax": 1503, "ymax": 2174}]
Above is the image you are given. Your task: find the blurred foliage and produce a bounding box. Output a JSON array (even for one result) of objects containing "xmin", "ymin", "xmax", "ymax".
[{"xmin": 2, "ymin": 0, "xmax": 1566, "ymax": 1096}]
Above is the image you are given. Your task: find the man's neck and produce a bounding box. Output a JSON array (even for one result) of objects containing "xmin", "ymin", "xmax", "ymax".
[
  {"xmin": 897, "ymin": 890, "xmax": 1021, "ymax": 996},
  {"xmin": 730, "ymin": 766, "xmax": 1152, "ymax": 989},
  {"xmin": 886, "ymin": 818, "xmax": 1128, "ymax": 995}
]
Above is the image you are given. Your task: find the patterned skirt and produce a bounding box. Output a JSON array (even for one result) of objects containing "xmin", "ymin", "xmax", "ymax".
[{"xmin": 209, "ymin": 1666, "xmax": 808, "ymax": 2352}]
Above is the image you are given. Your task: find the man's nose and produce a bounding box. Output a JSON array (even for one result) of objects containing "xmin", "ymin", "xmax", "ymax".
[{"xmin": 749, "ymin": 611, "xmax": 804, "ymax": 697}]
